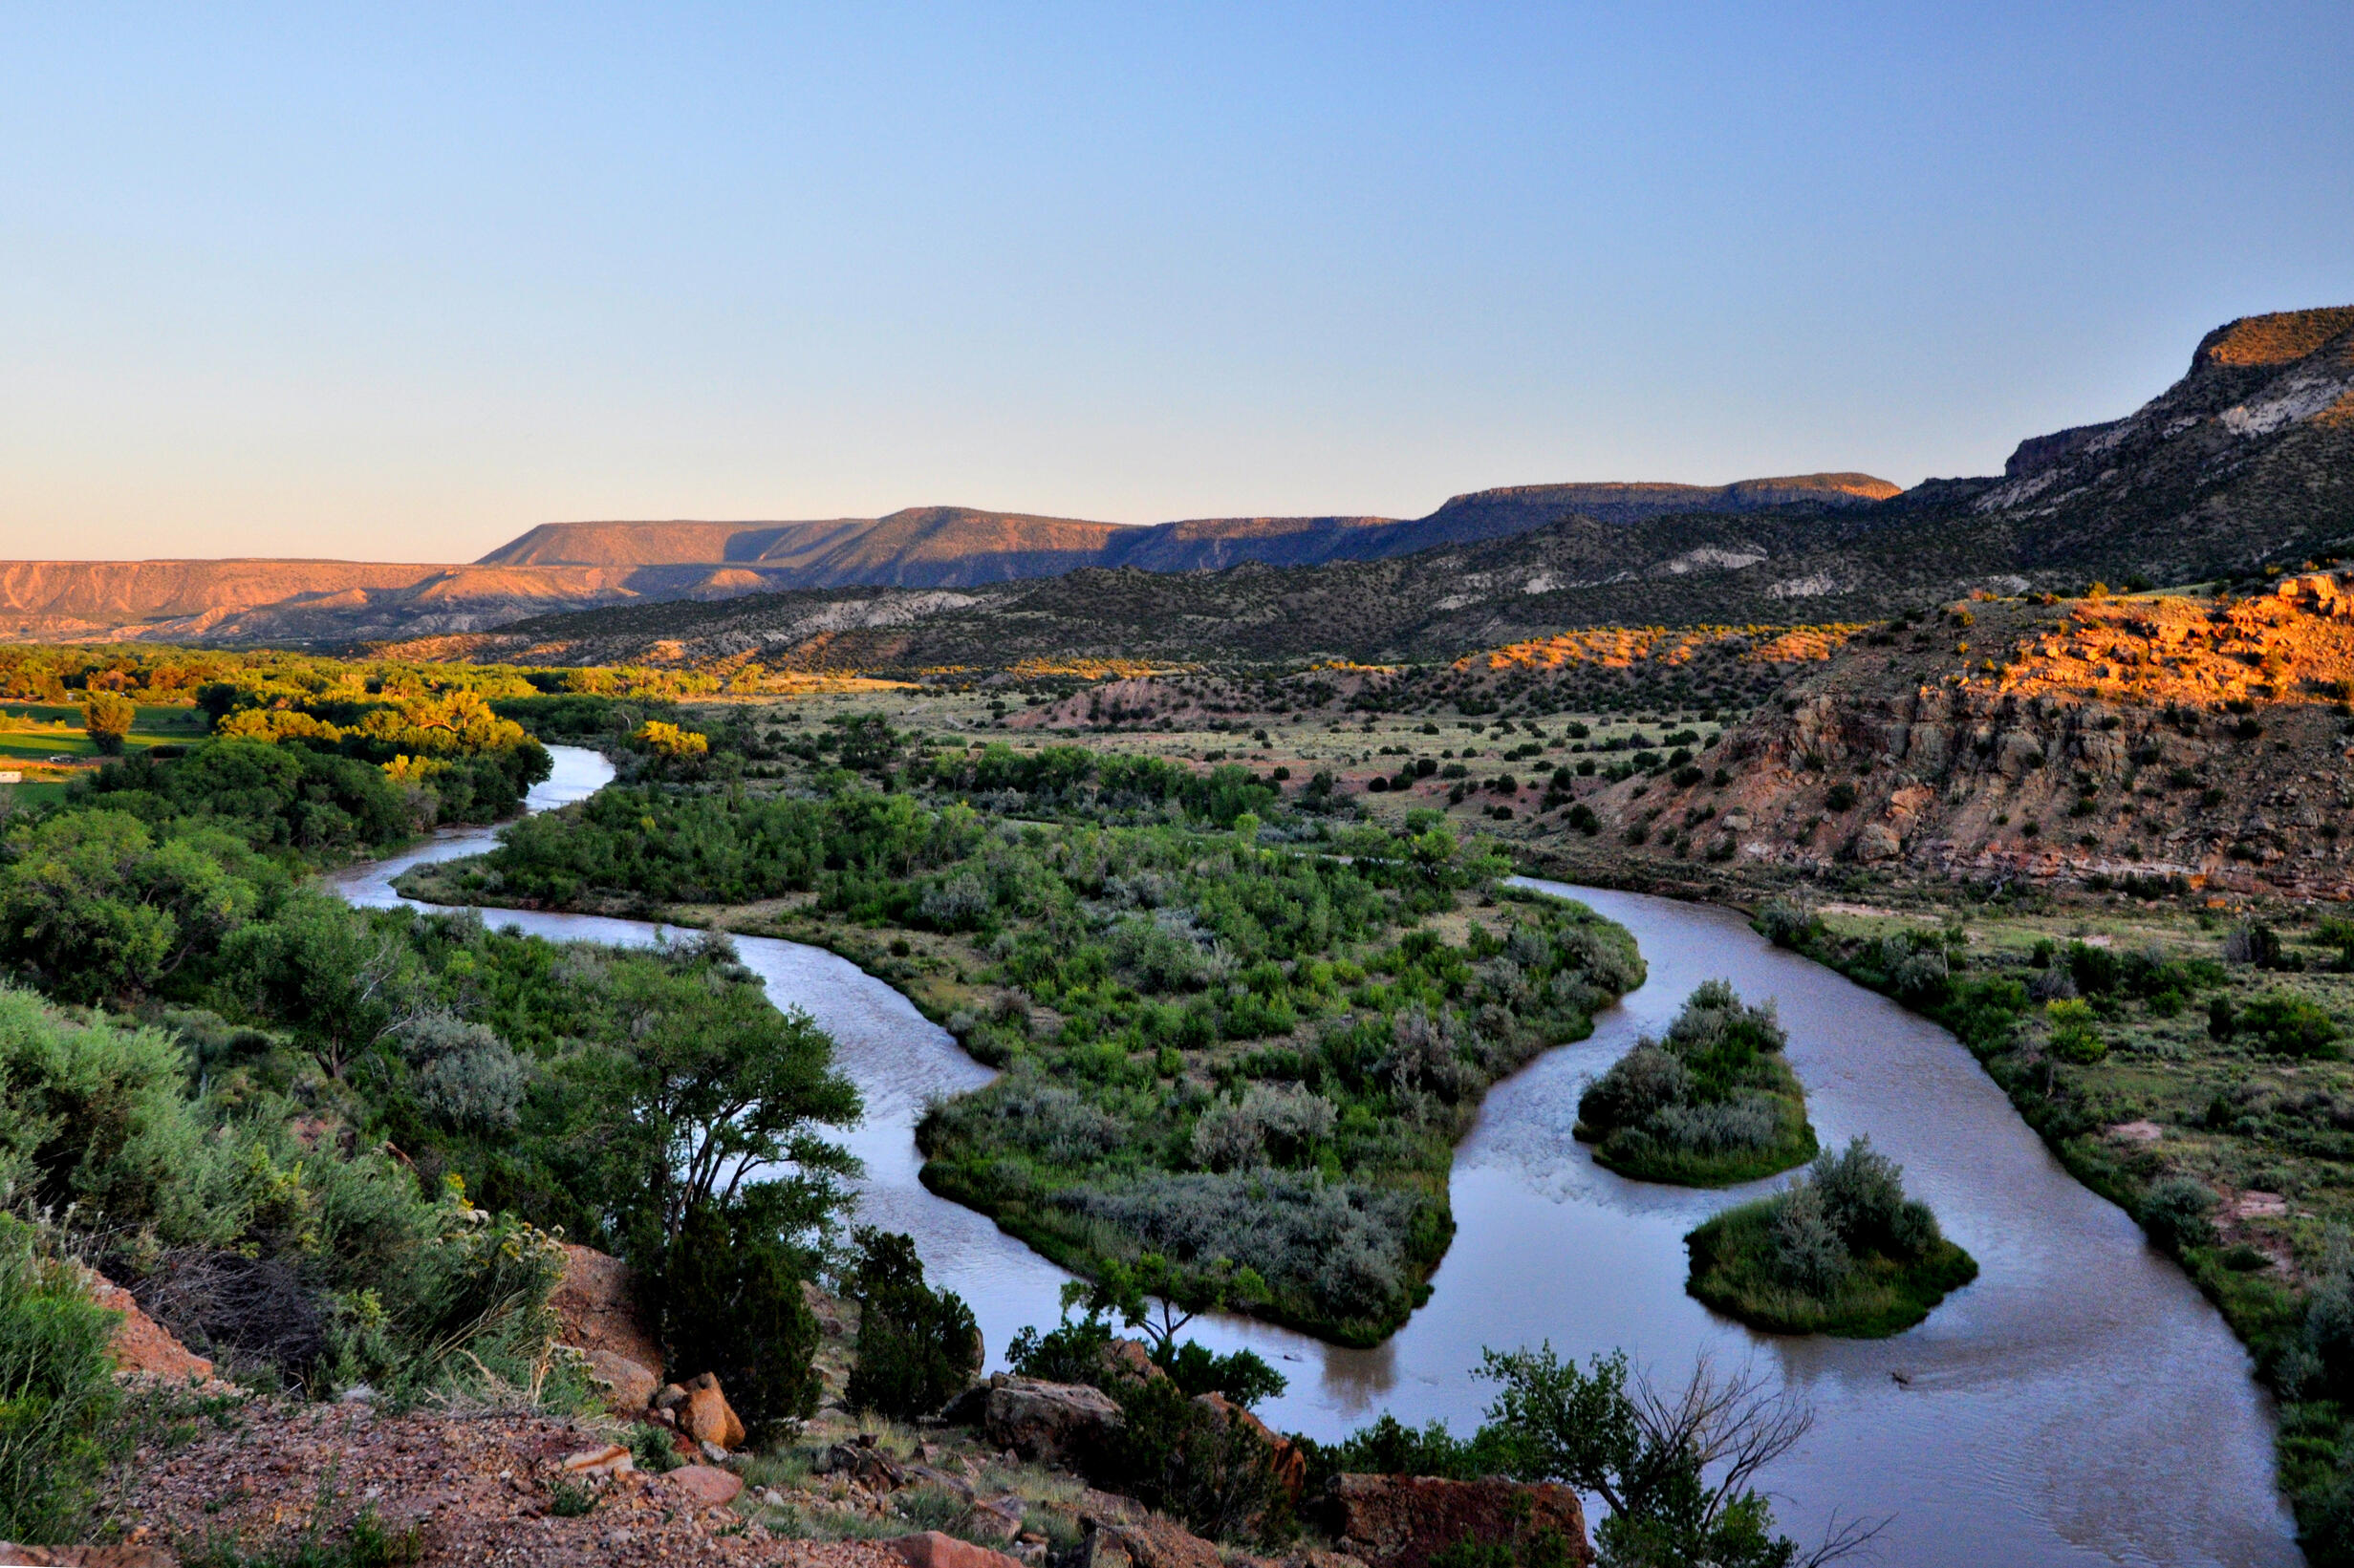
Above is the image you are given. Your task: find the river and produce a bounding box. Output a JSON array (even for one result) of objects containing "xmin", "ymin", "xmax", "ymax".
[{"xmin": 329, "ymin": 746, "xmax": 2300, "ymax": 1566}]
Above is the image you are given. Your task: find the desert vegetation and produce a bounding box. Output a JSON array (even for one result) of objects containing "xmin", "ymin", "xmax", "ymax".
[
  {"xmin": 1575, "ymin": 980, "xmax": 1816, "ymax": 1186},
  {"xmin": 1683, "ymin": 1138, "xmax": 1976, "ymax": 1336}
]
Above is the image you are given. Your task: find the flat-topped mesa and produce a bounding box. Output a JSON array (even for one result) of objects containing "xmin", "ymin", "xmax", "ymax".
[{"xmin": 2194, "ymin": 305, "xmax": 2354, "ymax": 369}]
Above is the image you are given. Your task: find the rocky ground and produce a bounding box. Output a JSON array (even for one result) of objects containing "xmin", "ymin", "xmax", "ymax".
[
  {"xmin": 101, "ymin": 1399, "xmax": 892, "ymax": 1568},
  {"xmin": 60, "ymin": 1242, "xmax": 1591, "ymax": 1568}
]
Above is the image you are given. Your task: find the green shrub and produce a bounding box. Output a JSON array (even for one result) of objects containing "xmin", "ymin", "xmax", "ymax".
[
  {"xmin": 1006, "ymin": 1305, "xmax": 1117, "ymax": 1385},
  {"xmin": 1576, "ymin": 981, "xmax": 1815, "ymax": 1187},
  {"xmin": 1092, "ymin": 1376, "xmax": 1292, "ymax": 1544},
  {"xmin": 2240, "ymin": 993, "xmax": 2342, "ymax": 1059},
  {"xmin": 0, "ymin": 1216, "xmax": 121, "ymax": 1542},
  {"xmin": 2139, "ymin": 1176, "xmax": 2219, "ymax": 1253},
  {"xmin": 844, "ymin": 1228, "xmax": 980, "ymax": 1420},
  {"xmin": 661, "ymin": 1198, "xmax": 822, "ymax": 1442},
  {"xmin": 1295, "ymin": 1412, "xmax": 1492, "ymax": 1490},
  {"xmin": 1157, "ymin": 1341, "xmax": 1285, "ymax": 1408},
  {"xmin": 0, "ymin": 984, "xmax": 244, "ymax": 1239},
  {"xmin": 1752, "ymin": 900, "xmax": 1820, "ymax": 949},
  {"xmin": 2044, "ymin": 999, "xmax": 2107, "ymax": 1063}
]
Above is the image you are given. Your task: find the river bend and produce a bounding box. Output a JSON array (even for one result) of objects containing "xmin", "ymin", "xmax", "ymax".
[{"xmin": 326, "ymin": 747, "xmax": 2299, "ymax": 1566}]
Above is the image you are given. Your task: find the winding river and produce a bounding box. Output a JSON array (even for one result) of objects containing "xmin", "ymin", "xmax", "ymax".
[{"xmin": 331, "ymin": 747, "xmax": 2300, "ymax": 1566}]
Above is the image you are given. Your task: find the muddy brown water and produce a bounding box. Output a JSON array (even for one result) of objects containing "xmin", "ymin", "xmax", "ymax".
[{"xmin": 330, "ymin": 747, "xmax": 2299, "ymax": 1566}]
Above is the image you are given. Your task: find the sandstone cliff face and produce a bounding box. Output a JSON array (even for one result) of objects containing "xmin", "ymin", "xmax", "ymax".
[{"xmin": 1581, "ymin": 577, "xmax": 2354, "ymax": 899}]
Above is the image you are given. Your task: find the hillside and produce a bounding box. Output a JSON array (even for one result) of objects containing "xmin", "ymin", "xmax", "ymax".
[
  {"xmin": 0, "ymin": 473, "xmax": 1889, "ymax": 645},
  {"xmin": 1537, "ymin": 572, "xmax": 2354, "ymax": 902}
]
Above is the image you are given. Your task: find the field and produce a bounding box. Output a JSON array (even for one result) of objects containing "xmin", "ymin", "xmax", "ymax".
[{"xmin": 0, "ymin": 700, "xmax": 209, "ymax": 809}]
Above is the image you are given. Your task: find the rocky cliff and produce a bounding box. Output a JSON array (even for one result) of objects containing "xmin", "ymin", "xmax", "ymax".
[{"xmin": 1562, "ymin": 573, "xmax": 2354, "ymax": 899}]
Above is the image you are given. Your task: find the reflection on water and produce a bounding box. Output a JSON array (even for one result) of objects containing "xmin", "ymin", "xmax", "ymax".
[{"xmin": 330, "ymin": 753, "xmax": 2300, "ymax": 1566}]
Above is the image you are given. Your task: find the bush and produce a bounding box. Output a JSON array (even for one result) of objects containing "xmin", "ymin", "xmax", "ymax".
[
  {"xmin": 1753, "ymin": 900, "xmax": 1819, "ymax": 949},
  {"xmin": 660, "ymin": 1198, "xmax": 822, "ymax": 1442},
  {"xmin": 0, "ymin": 1217, "xmax": 120, "ymax": 1542},
  {"xmin": 1158, "ymin": 1340, "xmax": 1285, "ymax": 1408},
  {"xmin": 1054, "ymin": 1171, "xmax": 1420, "ymax": 1340},
  {"xmin": 1191, "ymin": 1085, "xmax": 1336, "ymax": 1172},
  {"xmin": 844, "ymin": 1228, "xmax": 980, "ymax": 1420},
  {"xmin": 2239, "ymin": 993, "xmax": 2342, "ymax": 1059},
  {"xmin": 0, "ymin": 985, "xmax": 243, "ymax": 1243},
  {"xmin": 1295, "ymin": 1412, "xmax": 1488, "ymax": 1490},
  {"xmin": 2139, "ymin": 1177, "xmax": 2218, "ymax": 1253},
  {"xmin": 2043, "ymin": 999, "xmax": 2107, "ymax": 1063},
  {"xmin": 1006, "ymin": 1306, "xmax": 1117, "ymax": 1385},
  {"xmin": 1575, "ymin": 981, "xmax": 1814, "ymax": 1186},
  {"xmin": 1093, "ymin": 1375, "xmax": 1292, "ymax": 1544},
  {"xmin": 1684, "ymin": 1137, "xmax": 1974, "ymax": 1337}
]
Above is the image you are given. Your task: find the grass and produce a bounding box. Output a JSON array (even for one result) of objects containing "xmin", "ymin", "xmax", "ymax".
[
  {"xmin": 1684, "ymin": 1199, "xmax": 1978, "ymax": 1337},
  {"xmin": 0, "ymin": 701, "xmax": 207, "ymax": 762}
]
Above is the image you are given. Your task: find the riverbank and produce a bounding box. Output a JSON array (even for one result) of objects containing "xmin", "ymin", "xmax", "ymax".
[{"xmin": 1750, "ymin": 896, "xmax": 2354, "ymax": 1557}]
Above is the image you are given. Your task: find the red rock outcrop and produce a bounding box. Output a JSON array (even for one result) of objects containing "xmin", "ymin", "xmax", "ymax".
[
  {"xmin": 548, "ymin": 1243, "xmax": 662, "ymax": 1413},
  {"xmin": 78, "ymin": 1269, "xmax": 214, "ymax": 1385},
  {"xmin": 1326, "ymin": 1475, "xmax": 1593, "ymax": 1568}
]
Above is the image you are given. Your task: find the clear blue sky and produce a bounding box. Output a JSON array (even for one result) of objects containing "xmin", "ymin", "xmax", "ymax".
[{"xmin": 2, "ymin": 2, "xmax": 2348, "ymax": 561}]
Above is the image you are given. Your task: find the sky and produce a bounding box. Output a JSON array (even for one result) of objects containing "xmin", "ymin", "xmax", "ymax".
[{"xmin": 1, "ymin": 3, "xmax": 2349, "ymax": 563}]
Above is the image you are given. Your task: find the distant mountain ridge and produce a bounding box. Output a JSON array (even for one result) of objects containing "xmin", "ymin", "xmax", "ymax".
[
  {"xmin": 5, "ymin": 306, "xmax": 2349, "ymax": 651},
  {"xmin": 0, "ymin": 473, "xmax": 1894, "ymax": 643},
  {"xmin": 420, "ymin": 306, "xmax": 2354, "ymax": 671},
  {"xmin": 472, "ymin": 473, "xmax": 1898, "ymax": 585}
]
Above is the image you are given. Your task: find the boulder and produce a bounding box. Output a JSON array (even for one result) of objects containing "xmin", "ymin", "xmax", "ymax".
[
  {"xmin": 550, "ymin": 1244, "xmax": 663, "ymax": 1412},
  {"xmin": 662, "ymin": 1464, "xmax": 744, "ymax": 1508},
  {"xmin": 983, "ymin": 1377, "xmax": 1123, "ymax": 1463},
  {"xmin": 1091, "ymin": 1514, "xmax": 1224, "ymax": 1568},
  {"xmin": 1192, "ymin": 1393, "xmax": 1306, "ymax": 1502},
  {"xmin": 579, "ymin": 1347, "xmax": 659, "ymax": 1415},
  {"xmin": 1101, "ymin": 1337, "xmax": 1167, "ymax": 1386},
  {"xmin": 816, "ymin": 1435, "xmax": 907, "ymax": 1490},
  {"xmin": 884, "ymin": 1532, "xmax": 1025, "ymax": 1568},
  {"xmin": 1327, "ymin": 1475, "xmax": 1594, "ymax": 1568},
  {"xmin": 1855, "ymin": 822, "xmax": 1903, "ymax": 862},
  {"xmin": 558, "ymin": 1443, "xmax": 634, "ymax": 1477},
  {"xmin": 680, "ymin": 1370, "xmax": 746, "ymax": 1450},
  {"xmin": 955, "ymin": 1494, "xmax": 1029, "ymax": 1544}
]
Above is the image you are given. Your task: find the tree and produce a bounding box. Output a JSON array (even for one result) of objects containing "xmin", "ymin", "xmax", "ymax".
[
  {"xmin": 0, "ymin": 813, "xmax": 263, "ymax": 1003},
  {"xmin": 635, "ymin": 720, "xmax": 708, "ymax": 760},
  {"xmin": 534, "ymin": 940, "xmax": 862, "ymax": 1267},
  {"xmin": 661, "ymin": 1194, "xmax": 823, "ymax": 1441},
  {"xmin": 842, "ymin": 1227, "xmax": 980, "ymax": 1419},
  {"xmin": 1075, "ymin": 1252, "xmax": 1269, "ymax": 1361},
  {"xmin": 212, "ymin": 891, "xmax": 426, "ymax": 1078},
  {"xmin": 79, "ymin": 691, "xmax": 136, "ymax": 756},
  {"xmin": 1476, "ymin": 1344, "xmax": 1882, "ymax": 1568}
]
